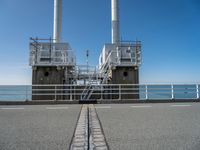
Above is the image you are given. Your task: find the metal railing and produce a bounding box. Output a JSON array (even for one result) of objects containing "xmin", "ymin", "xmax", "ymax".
[
  {"xmin": 0, "ymin": 84, "xmax": 199, "ymax": 101},
  {"xmin": 99, "ymin": 41, "xmax": 141, "ymax": 72},
  {"xmin": 30, "ymin": 50, "xmax": 76, "ymax": 66},
  {"xmin": 29, "ymin": 39, "xmax": 76, "ymax": 66}
]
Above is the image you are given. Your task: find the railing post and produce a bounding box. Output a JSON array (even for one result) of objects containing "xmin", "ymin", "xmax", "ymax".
[
  {"xmin": 74, "ymin": 86, "xmax": 76, "ymax": 101},
  {"xmin": 101, "ymin": 84, "xmax": 103, "ymax": 100},
  {"xmin": 197, "ymin": 84, "xmax": 199, "ymax": 99},
  {"xmin": 171, "ymin": 84, "xmax": 174, "ymax": 100},
  {"xmin": 145, "ymin": 85, "xmax": 148, "ymax": 100},
  {"xmin": 119, "ymin": 85, "xmax": 121, "ymax": 100},
  {"xmin": 70, "ymin": 86, "xmax": 72, "ymax": 101},
  {"xmin": 25, "ymin": 85, "xmax": 28, "ymax": 101},
  {"xmin": 55, "ymin": 86, "xmax": 57, "ymax": 101}
]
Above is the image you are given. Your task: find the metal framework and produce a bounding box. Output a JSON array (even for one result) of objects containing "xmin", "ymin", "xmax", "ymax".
[
  {"xmin": 99, "ymin": 41, "xmax": 141, "ymax": 68},
  {"xmin": 29, "ymin": 38, "xmax": 76, "ymax": 67},
  {"xmin": 98, "ymin": 41, "xmax": 142, "ymax": 83}
]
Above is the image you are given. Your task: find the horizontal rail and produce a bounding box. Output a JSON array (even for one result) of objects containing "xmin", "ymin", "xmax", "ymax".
[
  {"xmin": 0, "ymin": 84, "xmax": 199, "ymax": 101},
  {"xmin": 1, "ymin": 83, "xmax": 199, "ymax": 86}
]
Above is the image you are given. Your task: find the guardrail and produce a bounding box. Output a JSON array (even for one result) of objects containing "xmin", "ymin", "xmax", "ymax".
[{"xmin": 0, "ymin": 84, "xmax": 199, "ymax": 101}]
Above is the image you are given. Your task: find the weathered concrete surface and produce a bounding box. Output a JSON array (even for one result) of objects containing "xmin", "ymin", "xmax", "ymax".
[
  {"xmin": 96, "ymin": 103, "xmax": 200, "ymax": 150},
  {"xmin": 111, "ymin": 66, "xmax": 139, "ymax": 84},
  {"xmin": 0, "ymin": 105, "xmax": 81, "ymax": 150},
  {"xmin": 0, "ymin": 99, "xmax": 199, "ymax": 105},
  {"xmin": 32, "ymin": 67, "xmax": 65, "ymax": 100}
]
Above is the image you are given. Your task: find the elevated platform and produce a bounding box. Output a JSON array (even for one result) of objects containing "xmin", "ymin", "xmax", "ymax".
[
  {"xmin": 99, "ymin": 41, "xmax": 141, "ymax": 84},
  {"xmin": 29, "ymin": 38, "xmax": 76, "ymax": 67}
]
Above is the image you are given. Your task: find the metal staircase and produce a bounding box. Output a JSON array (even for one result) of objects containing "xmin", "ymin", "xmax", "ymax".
[
  {"xmin": 101, "ymin": 64, "xmax": 109, "ymax": 84},
  {"xmin": 99, "ymin": 51, "xmax": 113, "ymax": 84},
  {"xmin": 80, "ymin": 74, "xmax": 101, "ymax": 101},
  {"xmin": 80, "ymin": 50, "xmax": 116, "ymax": 101},
  {"xmin": 79, "ymin": 62, "xmax": 110, "ymax": 101}
]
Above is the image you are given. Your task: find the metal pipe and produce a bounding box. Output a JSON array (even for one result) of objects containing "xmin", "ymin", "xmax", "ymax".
[
  {"xmin": 111, "ymin": 0, "xmax": 120, "ymax": 44},
  {"xmin": 53, "ymin": 0, "xmax": 62, "ymax": 43}
]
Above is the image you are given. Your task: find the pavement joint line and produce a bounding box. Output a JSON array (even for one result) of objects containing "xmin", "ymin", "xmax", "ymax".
[
  {"xmin": 170, "ymin": 104, "xmax": 192, "ymax": 107},
  {"xmin": 70, "ymin": 104, "xmax": 109, "ymax": 150},
  {"xmin": 0, "ymin": 107, "xmax": 25, "ymax": 110},
  {"xmin": 46, "ymin": 106, "xmax": 69, "ymax": 110},
  {"xmin": 131, "ymin": 105, "xmax": 152, "ymax": 108},
  {"xmin": 70, "ymin": 105, "xmax": 88, "ymax": 150},
  {"xmin": 89, "ymin": 104, "xmax": 109, "ymax": 150}
]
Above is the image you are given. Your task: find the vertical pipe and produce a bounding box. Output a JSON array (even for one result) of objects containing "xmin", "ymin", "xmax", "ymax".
[
  {"xmin": 53, "ymin": 0, "xmax": 62, "ymax": 43},
  {"xmin": 111, "ymin": 0, "xmax": 120, "ymax": 44}
]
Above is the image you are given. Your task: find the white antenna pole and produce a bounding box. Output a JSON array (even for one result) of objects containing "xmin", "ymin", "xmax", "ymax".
[{"xmin": 86, "ymin": 50, "xmax": 89, "ymax": 74}]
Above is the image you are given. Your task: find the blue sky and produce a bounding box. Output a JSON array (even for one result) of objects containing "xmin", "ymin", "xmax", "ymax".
[{"xmin": 0, "ymin": 0, "xmax": 200, "ymax": 84}]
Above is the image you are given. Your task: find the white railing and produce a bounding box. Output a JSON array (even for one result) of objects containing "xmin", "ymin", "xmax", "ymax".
[
  {"xmin": 30, "ymin": 50, "xmax": 76, "ymax": 66},
  {"xmin": 0, "ymin": 84, "xmax": 199, "ymax": 101}
]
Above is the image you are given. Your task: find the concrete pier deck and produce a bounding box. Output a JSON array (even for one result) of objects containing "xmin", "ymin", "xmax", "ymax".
[
  {"xmin": 0, "ymin": 103, "xmax": 200, "ymax": 150},
  {"xmin": 0, "ymin": 105, "xmax": 81, "ymax": 150},
  {"xmin": 96, "ymin": 103, "xmax": 200, "ymax": 150}
]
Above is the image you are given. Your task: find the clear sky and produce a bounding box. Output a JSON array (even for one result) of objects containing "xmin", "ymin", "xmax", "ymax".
[{"xmin": 0, "ymin": 0, "xmax": 200, "ymax": 84}]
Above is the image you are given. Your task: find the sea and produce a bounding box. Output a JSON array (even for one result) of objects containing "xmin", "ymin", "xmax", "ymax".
[{"xmin": 0, "ymin": 84, "xmax": 199, "ymax": 101}]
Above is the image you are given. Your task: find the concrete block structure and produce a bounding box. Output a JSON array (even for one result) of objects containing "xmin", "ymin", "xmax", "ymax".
[
  {"xmin": 29, "ymin": 40, "xmax": 75, "ymax": 100},
  {"xmin": 29, "ymin": 0, "xmax": 76, "ymax": 100}
]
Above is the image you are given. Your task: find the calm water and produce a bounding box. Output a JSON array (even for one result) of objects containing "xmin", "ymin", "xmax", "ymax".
[
  {"xmin": 139, "ymin": 85, "xmax": 198, "ymax": 100},
  {"xmin": 0, "ymin": 85, "xmax": 199, "ymax": 101},
  {"xmin": 0, "ymin": 86, "xmax": 32, "ymax": 101}
]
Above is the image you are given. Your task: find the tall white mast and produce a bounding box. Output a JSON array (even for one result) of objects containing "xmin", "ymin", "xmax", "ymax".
[
  {"xmin": 111, "ymin": 0, "xmax": 120, "ymax": 44},
  {"xmin": 53, "ymin": 0, "xmax": 62, "ymax": 43}
]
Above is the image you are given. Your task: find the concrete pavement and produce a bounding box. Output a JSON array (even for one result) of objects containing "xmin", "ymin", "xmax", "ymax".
[
  {"xmin": 96, "ymin": 103, "xmax": 200, "ymax": 150},
  {"xmin": 0, "ymin": 105, "xmax": 81, "ymax": 150},
  {"xmin": 1, "ymin": 103, "xmax": 200, "ymax": 150}
]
